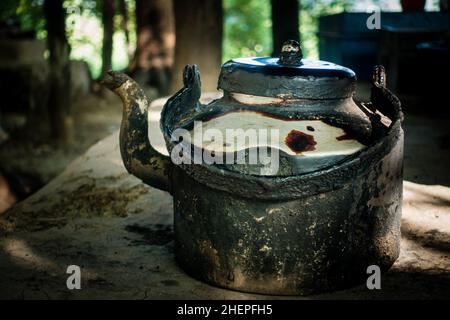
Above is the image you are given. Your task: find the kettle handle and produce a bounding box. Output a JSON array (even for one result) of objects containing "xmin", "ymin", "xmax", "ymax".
[{"xmin": 370, "ymin": 65, "xmax": 404, "ymax": 124}]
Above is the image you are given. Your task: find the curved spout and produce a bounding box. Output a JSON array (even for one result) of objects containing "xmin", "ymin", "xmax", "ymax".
[{"xmin": 102, "ymin": 71, "xmax": 171, "ymax": 192}]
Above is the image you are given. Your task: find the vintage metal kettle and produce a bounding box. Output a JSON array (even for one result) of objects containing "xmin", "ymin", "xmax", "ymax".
[{"xmin": 103, "ymin": 40, "xmax": 403, "ymax": 295}]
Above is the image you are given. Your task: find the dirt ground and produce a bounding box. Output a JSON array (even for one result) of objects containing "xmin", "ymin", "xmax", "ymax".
[
  {"xmin": 0, "ymin": 87, "xmax": 449, "ymax": 299},
  {"xmin": 0, "ymin": 91, "xmax": 122, "ymax": 184}
]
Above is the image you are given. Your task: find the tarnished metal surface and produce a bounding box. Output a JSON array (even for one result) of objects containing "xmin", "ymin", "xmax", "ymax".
[
  {"xmin": 161, "ymin": 64, "xmax": 374, "ymax": 176},
  {"xmin": 170, "ymin": 66, "xmax": 403, "ymax": 295},
  {"xmin": 172, "ymin": 135, "xmax": 402, "ymax": 294},
  {"xmin": 104, "ymin": 61, "xmax": 403, "ymax": 295},
  {"xmin": 102, "ymin": 71, "xmax": 172, "ymax": 192},
  {"xmin": 218, "ymin": 58, "xmax": 356, "ymax": 100}
]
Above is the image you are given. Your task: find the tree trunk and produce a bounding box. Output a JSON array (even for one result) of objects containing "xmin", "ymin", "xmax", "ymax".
[
  {"xmin": 129, "ymin": 0, "xmax": 175, "ymax": 96},
  {"xmin": 271, "ymin": 0, "xmax": 300, "ymax": 56},
  {"xmin": 101, "ymin": 0, "xmax": 115, "ymax": 77},
  {"xmin": 44, "ymin": 0, "xmax": 72, "ymax": 142},
  {"xmin": 171, "ymin": 0, "xmax": 223, "ymax": 93}
]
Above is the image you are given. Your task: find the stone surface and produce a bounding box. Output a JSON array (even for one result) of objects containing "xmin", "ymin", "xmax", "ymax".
[{"xmin": 0, "ymin": 97, "xmax": 449, "ymax": 299}]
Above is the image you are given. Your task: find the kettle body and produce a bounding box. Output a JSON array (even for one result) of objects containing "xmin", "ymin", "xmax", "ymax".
[{"xmin": 102, "ymin": 41, "xmax": 404, "ymax": 295}]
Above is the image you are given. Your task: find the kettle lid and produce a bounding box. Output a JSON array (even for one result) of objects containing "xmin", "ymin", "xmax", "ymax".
[{"xmin": 218, "ymin": 40, "xmax": 356, "ymax": 100}]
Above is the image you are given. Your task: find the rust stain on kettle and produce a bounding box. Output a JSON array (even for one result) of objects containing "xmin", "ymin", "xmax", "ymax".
[{"xmin": 285, "ymin": 129, "xmax": 317, "ymax": 154}]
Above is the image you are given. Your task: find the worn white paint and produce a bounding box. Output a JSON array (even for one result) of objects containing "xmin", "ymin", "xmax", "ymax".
[
  {"xmin": 187, "ymin": 110, "xmax": 365, "ymax": 157},
  {"xmin": 116, "ymin": 80, "xmax": 148, "ymax": 114},
  {"xmin": 119, "ymin": 80, "xmax": 133, "ymax": 93},
  {"xmin": 135, "ymin": 97, "xmax": 148, "ymax": 114},
  {"xmin": 231, "ymin": 92, "xmax": 285, "ymax": 105}
]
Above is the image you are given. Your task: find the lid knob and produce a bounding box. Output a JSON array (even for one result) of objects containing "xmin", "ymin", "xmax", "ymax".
[{"xmin": 279, "ymin": 40, "xmax": 303, "ymax": 66}]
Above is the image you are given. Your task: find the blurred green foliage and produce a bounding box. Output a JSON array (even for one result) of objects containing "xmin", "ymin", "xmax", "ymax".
[
  {"xmin": 223, "ymin": 0, "xmax": 272, "ymax": 62},
  {"xmin": 64, "ymin": 0, "xmax": 135, "ymax": 78},
  {"xmin": 223, "ymin": 0, "xmax": 355, "ymax": 61},
  {"xmin": 301, "ymin": 0, "xmax": 355, "ymax": 59},
  {"xmin": 0, "ymin": 0, "xmax": 133, "ymax": 78},
  {"xmin": 3, "ymin": 0, "xmax": 405, "ymax": 77},
  {"xmin": 0, "ymin": 0, "xmax": 46, "ymax": 38}
]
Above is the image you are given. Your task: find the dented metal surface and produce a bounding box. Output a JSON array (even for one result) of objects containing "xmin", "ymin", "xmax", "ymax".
[{"xmin": 104, "ymin": 46, "xmax": 403, "ymax": 295}]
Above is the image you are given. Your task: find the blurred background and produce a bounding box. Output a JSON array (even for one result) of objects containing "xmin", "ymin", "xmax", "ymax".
[{"xmin": 0, "ymin": 0, "xmax": 449, "ymax": 212}]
